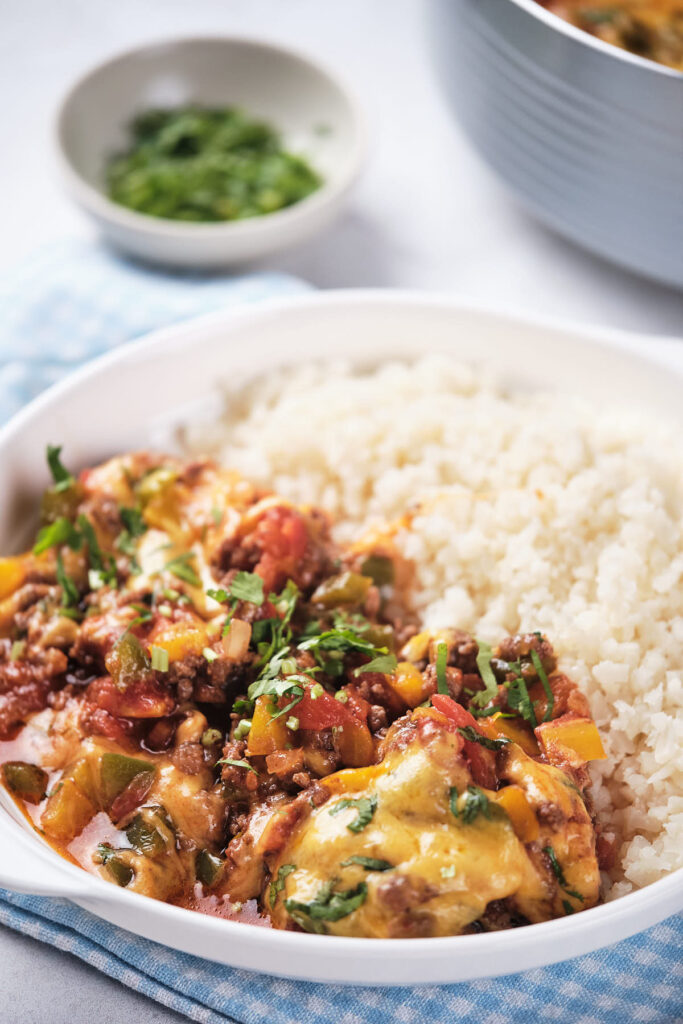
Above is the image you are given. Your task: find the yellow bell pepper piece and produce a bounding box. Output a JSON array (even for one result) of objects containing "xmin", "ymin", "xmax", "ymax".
[
  {"xmin": 536, "ymin": 716, "xmax": 606, "ymax": 762},
  {"xmin": 322, "ymin": 762, "xmax": 385, "ymax": 795},
  {"xmin": 481, "ymin": 713, "xmax": 540, "ymax": 756},
  {"xmin": 148, "ymin": 621, "xmax": 206, "ymax": 663},
  {"xmin": 247, "ymin": 696, "xmax": 290, "ymax": 756},
  {"xmin": 0, "ymin": 556, "xmax": 26, "ymax": 600},
  {"xmin": 336, "ymin": 722, "xmax": 376, "ymax": 767},
  {"xmin": 389, "ymin": 661, "xmax": 430, "ymax": 708},
  {"xmin": 493, "ymin": 785, "xmax": 539, "ymax": 843}
]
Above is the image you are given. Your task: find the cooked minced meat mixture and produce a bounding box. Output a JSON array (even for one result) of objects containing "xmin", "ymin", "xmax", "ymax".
[
  {"xmin": 541, "ymin": 0, "xmax": 683, "ymax": 69},
  {"xmin": 0, "ymin": 448, "xmax": 611, "ymax": 936}
]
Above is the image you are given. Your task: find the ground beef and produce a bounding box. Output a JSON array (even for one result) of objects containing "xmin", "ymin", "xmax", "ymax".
[
  {"xmin": 497, "ymin": 633, "xmax": 557, "ymax": 678},
  {"xmin": 0, "ymin": 643, "xmax": 68, "ymax": 738}
]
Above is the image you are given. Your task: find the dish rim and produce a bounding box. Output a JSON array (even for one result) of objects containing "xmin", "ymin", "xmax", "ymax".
[
  {"xmin": 505, "ymin": 0, "xmax": 683, "ymax": 79},
  {"xmin": 0, "ymin": 288, "xmax": 681, "ymax": 980},
  {"xmin": 53, "ymin": 33, "xmax": 367, "ymax": 239}
]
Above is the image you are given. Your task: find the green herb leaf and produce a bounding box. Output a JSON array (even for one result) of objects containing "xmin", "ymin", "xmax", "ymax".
[
  {"xmin": 544, "ymin": 845, "xmax": 585, "ymax": 903},
  {"xmin": 216, "ymin": 757, "xmax": 258, "ymax": 775},
  {"xmin": 78, "ymin": 514, "xmax": 117, "ymax": 588},
  {"xmin": 340, "ymin": 855, "xmax": 393, "ymax": 872},
  {"xmin": 229, "ymin": 571, "xmax": 264, "ymax": 606},
  {"xmin": 33, "ymin": 517, "xmax": 82, "ymax": 556},
  {"xmin": 506, "ymin": 674, "xmax": 538, "ymax": 729},
  {"xmin": 120, "ymin": 505, "xmax": 146, "ymax": 537},
  {"xmin": 46, "ymin": 445, "xmax": 74, "ymax": 493},
  {"xmin": 456, "ymin": 785, "xmax": 492, "ymax": 824},
  {"xmin": 471, "ymin": 639, "xmax": 499, "ymax": 707},
  {"xmin": 353, "ymin": 652, "xmax": 398, "ymax": 676},
  {"xmin": 562, "ymin": 899, "xmax": 575, "ymax": 915},
  {"xmin": 329, "ymin": 795, "xmax": 378, "ymax": 833},
  {"xmin": 435, "ymin": 640, "xmax": 449, "ymax": 695},
  {"xmin": 457, "ymin": 725, "xmax": 510, "ymax": 750},
  {"xmin": 164, "ymin": 552, "xmax": 201, "ymax": 587},
  {"xmin": 285, "ymin": 880, "xmax": 367, "ymax": 933},
  {"xmin": 269, "ymin": 863, "xmax": 296, "ymax": 908},
  {"xmin": 56, "ymin": 552, "xmax": 79, "ymax": 607},
  {"xmin": 531, "ymin": 649, "xmax": 555, "ymax": 722}
]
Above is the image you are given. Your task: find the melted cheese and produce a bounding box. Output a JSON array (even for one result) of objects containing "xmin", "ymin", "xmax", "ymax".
[{"xmin": 269, "ymin": 716, "xmax": 548, "ymax": 937}]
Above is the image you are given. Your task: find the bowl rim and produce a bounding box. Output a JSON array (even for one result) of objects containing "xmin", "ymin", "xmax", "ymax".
[
  {"xmin": 506, "ymin": 0, "xmax": 683, "ymax": 79},
  {"xmin": 0, "ymin": 289, "xmax": 682, "ymax": 982},
  {"xmin": 53, "ymin": 33, "xmax": 367, "ymax": 239}
]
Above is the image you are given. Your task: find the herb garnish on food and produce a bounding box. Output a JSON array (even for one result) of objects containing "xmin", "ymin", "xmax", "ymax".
[
  {"xmin": 329, "ymin": 795, "xmax": 378, "ymax": 833},
  {"xmin": 450, "ymin": 785, "xmax": 492, "ymax": 824},
  {"xmin": 284, "ymin": 880, "xmax": 368, "ymax": 934}
]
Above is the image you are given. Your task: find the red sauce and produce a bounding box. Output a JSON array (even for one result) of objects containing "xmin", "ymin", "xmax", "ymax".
[{"xmin": 174, "ymin": 884, "xmax": 271, "ymax": 927}]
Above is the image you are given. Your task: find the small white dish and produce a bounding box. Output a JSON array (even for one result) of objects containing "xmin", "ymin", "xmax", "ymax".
[
  {"xmin": 55, "ymin": 36, "xmax": 365, "ymax": 268},
  {"xmin": 0, "ymin": 291, "xmax": 681, "ymax": 984}
]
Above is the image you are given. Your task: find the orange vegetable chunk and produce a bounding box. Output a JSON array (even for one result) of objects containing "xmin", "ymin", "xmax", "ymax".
[{"xmin": 535, "ymin": 714, "xmax": 606, "ymax": 762}]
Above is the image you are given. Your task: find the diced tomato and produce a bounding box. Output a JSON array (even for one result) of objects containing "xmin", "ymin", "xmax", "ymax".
[
  {"xmin": 295, "ymin": 689, "xmax": 356, "ymax": 730},
  {"xmin": 86, "ymin": 676, "xmax": 175, "ymax": 719},
  {"xmin": 431, "ymin": 693, "xmax": 498, "ymax": 789},
  {"xmin": 252, "ymin": 507, "xmax": 310, "ymax": 593},
  {"xmin": 431, "ymin": 694, "xmax": 479, "ymax": 729}
]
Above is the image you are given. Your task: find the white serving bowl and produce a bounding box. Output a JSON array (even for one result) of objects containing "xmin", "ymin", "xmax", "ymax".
[
  {"xmin": 55, "ymin": 37, "xmax": 365, "ymax": 268},
  {"xmin": 0, "ymin": 292, "xmax": 682, "ymax": 985},
  {"xmin": 429, "ymin": 0, "xmax": 683, "ymax": 289}
]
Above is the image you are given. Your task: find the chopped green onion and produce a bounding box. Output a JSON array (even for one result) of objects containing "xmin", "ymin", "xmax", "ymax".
[
  {"xmin": 286, "ymin": 716, "xmax": 300, "ymax": 731},
  {"xmin": 531, "ymin": 649, "xmax": 555, "ymax": 722},
  {"xmin": 150, "ymin": 646, "xmax": 169, "ymax": 672},
  {"xmin": 233, "ymin": 719, "xmax": 252, "ymax": 740},
  {"xmin": 435, "ymin": 641, "xmax": 449, "ymax": 695},
  {"xmin": 203, "ymin": 646, "xmax": 218, "ymax": 663},
  {"xmin": 10, "ymin": 640, "xmax": 26, "ymax": 661}
]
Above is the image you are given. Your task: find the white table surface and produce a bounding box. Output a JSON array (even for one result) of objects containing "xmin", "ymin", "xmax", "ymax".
[{"xmin": 1, "ymin": 0, "xmax": 682, "ymax": 1020}]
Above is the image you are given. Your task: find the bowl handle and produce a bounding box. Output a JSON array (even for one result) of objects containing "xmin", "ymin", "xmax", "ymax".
[{"xmin": 0, "ymin": 816, "xmax": 95, "ymax": 899}]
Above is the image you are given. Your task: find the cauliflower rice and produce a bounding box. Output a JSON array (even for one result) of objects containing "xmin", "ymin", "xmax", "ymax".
[{"xmin": 182, "ymin": 356, "xmax": 683, "ymax": 897}]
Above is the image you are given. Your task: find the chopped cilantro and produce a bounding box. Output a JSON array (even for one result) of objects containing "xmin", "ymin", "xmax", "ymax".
[
  {"xmin": 329, "ymin": 795, "xmax": 378, "ymax": 833},
  {"xmin": 33, "ymin": 517, "xmax": 82, "ymax": 556},
  {"xmin": 457, "ymin": 725, "xmax": 509, "ymax": 750},
  {"xmin": 506, "ymin": 673, "xmax": 538, "ymax": 729},
  {"xmin": 78, "ymin": 514, "xmax": 117, "ymax": 588},
  {"xmin": 164, "ymin": 552, "xmax": 201, "ymax": 587},
  {"xmin": 450, "ymin": 784, "xmax": 492, "ymax": 824},
  {"xmin": 216, "ymin": 757, "xmax": 257, "ymax": 774},
  {"xmin": 229, "ymin": 571, "xmax": 264, "ymax": 606},
  {"xmin": 340, "ymin": 855, "xmax": 393, "ymax": 872},
  {"xmin": 46, "ymin": 444, "xmax": 74, "ymax": 493},
  {"xmin": 285, "ymin": 880, "xmax": 367, "ymax": 933},
  {"xmin": 545, "ymin": 845, "xmax": 585, "ymax": 903},
  {"xmin": 435, "ymin": 640, "xmax": 449, "ymax": 695},
  {"xmin": 354, "ymin": 652, "xmax": 398, "ymax": 676},
  {"xmin": 531, "ymin": 649, "xmax": 555, "ymax": 722},
  {"xmin": 471, "ymin": 639, "xmax": 499, "ymax": 707},
  {"xmin": 269, "ymin": 863, "xmax": 296, "ymax": 908},
  {"xmin": 56, "ymin": 552, "xmax": 79, "ymax": 608}
]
